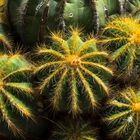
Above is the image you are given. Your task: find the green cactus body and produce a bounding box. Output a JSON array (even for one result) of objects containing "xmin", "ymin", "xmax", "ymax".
[
  {"xmin": 48, "ymin": 0, "xmax": 91, "ymax": 31},
  {"xmin": 7, "ymin": 0, "xmax": 48, "ymax": 45},
  {"xmin": 103, "ymin": 0, "xmax": 119, "ymax": 15},
  {"xmin": 35, "ymin": 28, "xmax": 112, "ymax": 115},
  {"xmin": 104, "ymin": 87, "xmax": 140, "ymax": 140},
  {"xmin": 126, "ymin": 0, "xmax": 140, "ymax": 19},
  {"xmin": 0, "ymin": 53, "xmax": 34, "ymax": 136},
  {"xmin": 7, "ymin": 0, "xmax": 120, "ymax": 45}
]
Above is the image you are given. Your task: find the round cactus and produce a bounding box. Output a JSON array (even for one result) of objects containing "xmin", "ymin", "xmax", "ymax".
[
  {"xmin": 0, "ymin": 52, "xmax": 34, "ymax": 136},
  {"xmin": 104, "ymin": 87, "xmax": 140, "ymax": 140},
  {"xmin": 103, "ymin": 17, "xmax": 140, "ymax": 75},
  {"xmin": 50, "ymin": 118, "xmax": 97, "ymax": 140},
  {"xmin": 35, "ymin": 28, "xmax": 112, "ymax": 116}
]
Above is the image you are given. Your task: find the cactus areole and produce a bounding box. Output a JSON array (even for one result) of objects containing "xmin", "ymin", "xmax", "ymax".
[
  {"xmin": 66, "ymin": 55, "xmax": 81, "ymax": 68},
  {"xmin": 132, "ymin": 102, "xmax": 140, "ymax": 112}
]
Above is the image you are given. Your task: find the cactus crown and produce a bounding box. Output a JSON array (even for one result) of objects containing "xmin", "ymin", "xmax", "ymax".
[
  {"xmin": 35, "ymin": 28, "xmax": 112, "ymax": 115},
  {"xmin": 103, "ymin": 17, "xmax": 140, "ymax": 73},
  {"xmin": 51, "ymin": 119, "xmax": 97, "ymax": 140},
  {"xmin": 104, "ymin": 87, "xmax": 140, "ymax": 140}
]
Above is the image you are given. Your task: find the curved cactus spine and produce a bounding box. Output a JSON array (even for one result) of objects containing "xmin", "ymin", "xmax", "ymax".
[
  {"xmin": 51, "ymin": 118, "xmax": 97, "ymax": 140},
  {"xmin": 0, "ymin": 53, "xmax": 34, "ymax": 136},
  {"xmin": 103, "ymin": 17, "xmax": 140, "ymax": 75},
  {"xmin": 104, "ymin": 87, "xmax": 140, "ymax": 140},
  {"xmin": 35, "ymin": 28, "xmax": 112, "ymax": 116}
]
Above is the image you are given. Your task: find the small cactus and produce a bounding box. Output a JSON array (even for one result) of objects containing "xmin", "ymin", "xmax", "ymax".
[
  {"xmin": 35, "ymin": 28, "xmax": 112, "ymax": 116},
  {"xmin": 104, "ymin": 87, "xmax": 140, "ymax": 140},
  {"xmin": 103, "ymin": 17, "xmax": 140, "ymax": 75},
  {"xmin": 0, "ymin": 52, "xmax": 34, "ymax": 136}
]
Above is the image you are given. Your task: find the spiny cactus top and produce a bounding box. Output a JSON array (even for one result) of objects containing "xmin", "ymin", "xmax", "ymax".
[
  {"xmin": 103, "ymin": 17, "xmax": 140, "ymax": 74},
  {"xmin": 35, "ymin": 28, "xmax": 112, "ymax": 115},
  {"xmin": 104, "ymin": 87, "xmax": 140, "ymax": 140},
  {"xmin": 0, "ymin": 53, "xmax": 34, "ymax": 136},
  {"xmin": 51, "ymin": 118, "xmax": 97, "ymax": 140}
]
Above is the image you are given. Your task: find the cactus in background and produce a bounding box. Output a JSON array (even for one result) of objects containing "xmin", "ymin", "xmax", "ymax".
[
  {"xmin": 7, "ymin": 0, "xmax": 140, "ymax": 46},
  {"xmin": 35, "ymin": 28, "xmax": 112, "ymax": 116},
  {"xmin": 126, "ymin": 0, "xmax": 140, "ymax": 19},
  {"xmin": 7, "ymin": 0, "xmax": 121, "ymax": 45},
  {"xmin": 50, "ymin": 118, "xmax": 97, "ymax": 140},
  {"xmin": 7, "ymin": 0, "xmax": 49, "ymax": 46},
  {"xmin": 0, "ymin": 53, "xmax": 34, "ymax": 136},
  {"xmin": 0, "ymin": 0, "xmax": 12, "ymax": 50},
  {"xmin": 103, "ymin": 17, "xmax": 140, "ymax": 75},
  {"xmin": 104, "ymin": 87, "xmax": 140, "ymax": 140}
]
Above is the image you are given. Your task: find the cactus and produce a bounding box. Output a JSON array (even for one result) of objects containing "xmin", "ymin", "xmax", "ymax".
[
  {"xmin": 35, "ymin": 28, "xmax": 112, "ymax": 116},
  {"xmin": 103, "ymin": 17, "xmax": 140, "ymax": 75},
  {"xmin": 7, "ymin": 0, "xmax": 120, "ymax": 45},
  {"xmin": 0, "ymin": 52, "xmax": 34, "ymax": 136},
  {"xmin": 126, "ymin": 0, "xmax": 140, "ymax": 19},
  {"xmin": 104, "ymin": 87, "xmax": 140, "ymax": 140},
  {"xmin": 7, "ymin": 0, "xmax": 49, "ymax": 46},
  {"xmin": 0, "ymin": 0, "xmax": 12, "ymax": 50},
  {"xmin": 50, "ymin": 118, "xmax": 97, "ymax": 140}
]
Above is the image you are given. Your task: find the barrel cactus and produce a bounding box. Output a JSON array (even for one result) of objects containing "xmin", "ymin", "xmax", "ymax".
[
  {"xmin": 50, "ymin": 118, "xmax": 97, "ymax": 140},
  {"xmin": 104, "ymin": 87, "xmax": 140, "ymax": 140},
  {"xmin": 0, "ymin": 52, "xmax": 34, "ymax": 136},
  {"xmin": 34, "ymin": 28, "xmax": 112, "ymax": 116},
  {"xmin": 103, "ymin": 17, "xmax": 140, "ymax": 76}
]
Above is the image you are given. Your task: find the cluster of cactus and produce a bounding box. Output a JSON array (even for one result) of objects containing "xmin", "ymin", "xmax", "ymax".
[{"xmin": 1, "ymin": 0, "xmax": 140, "ymax": 140}]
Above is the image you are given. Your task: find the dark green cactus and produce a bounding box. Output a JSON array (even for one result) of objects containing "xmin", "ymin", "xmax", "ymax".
[
  {"xmin": 7, "ymin": 0, "xmax": 121, "ymax": 46},
  {"xmin": 7, "ymin": 0, "xmax": 49, "ymax": 45},
  {"xmin": 0, "ymin": 52, "xmax": 34, "ymax": 136},
  {"xmin": 126, "ymin": 0, "xmax": 140, "ymax": 19}
]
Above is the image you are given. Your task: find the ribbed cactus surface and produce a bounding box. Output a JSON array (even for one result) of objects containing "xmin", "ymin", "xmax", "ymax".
[
  {"xmin": 35, "ymin": 28, "xmax": 112, "ymax": 115},
  {"xmin": 0, "ymin": 53, "xmax": 34, "ymax": 136}
]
